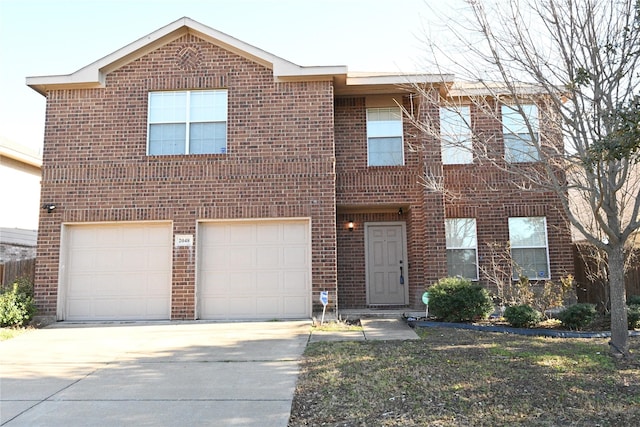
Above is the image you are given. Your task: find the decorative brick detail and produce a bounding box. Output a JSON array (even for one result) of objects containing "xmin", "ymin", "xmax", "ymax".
[{"xmin": 175, "ymin": 44, "xmax": 202, "ymax": 70}]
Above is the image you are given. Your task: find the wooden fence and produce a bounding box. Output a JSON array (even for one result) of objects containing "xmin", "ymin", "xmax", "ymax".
[
  {"xmin": 574, "ymin": 244, "xmax": 640, "ymax": 308},
  {"xmin": 0, "ymin": 258, "xmax": 36, "ymax": 288}
]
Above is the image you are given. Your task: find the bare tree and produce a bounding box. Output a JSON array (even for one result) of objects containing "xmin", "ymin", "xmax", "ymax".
[{"xmin": 408, "ymin": 0, "xmax": 640, "ymax": 357}]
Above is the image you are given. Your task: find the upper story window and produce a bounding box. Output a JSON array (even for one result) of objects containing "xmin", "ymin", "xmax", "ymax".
[
  {"xmin": 147, "ymin": 90, "xmax": 227, "ymax": 155},
  {"xmin": 440, "ymin": 106, "xmax": 472, "ymax": 164},
  {"xmin": 445, "ymin": 218, "xmax": 479, "ymax": 280},
  {"xmin": 366, "ymin": 107, "xmax": 404, "ymax": 166},
  {"xmin": 508, "ymin": 216, "xmax": 550, "ymax": 280},
  {"xmin": 502, "ymin": 104, "xmax": 539, "ymax": 163}
]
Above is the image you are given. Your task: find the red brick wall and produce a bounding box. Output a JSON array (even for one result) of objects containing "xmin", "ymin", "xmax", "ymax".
[
  {"xmin": 35, "ymin": 33, "xmax": 337, "ymax": 319},
  {"xmin": 334, "ymin": 92, "xmax": 447, "ymax": 309},
  {"xmin": 443, "ymin": 102, "xmax": 574, "ymax": 293},
  {"xmin": 334, "ymin": 93, "xmax": 573, "ymax": 309}
]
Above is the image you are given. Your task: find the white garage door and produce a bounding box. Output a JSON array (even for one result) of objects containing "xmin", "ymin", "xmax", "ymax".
[
  {"xmin": 198, "ymin": 220, "xmax": 311, "ymax": 320},
  {"xmin": 62, "ymin": 222, "xmax": 172, "ymax": 321}
]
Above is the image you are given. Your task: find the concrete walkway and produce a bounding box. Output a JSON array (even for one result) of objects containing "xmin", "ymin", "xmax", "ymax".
[
  {"xmin": 308, "ymin": 318, "xmax": 419, "ymax": 343},
  {"xmin": 0, "ymin": 318, "xmax": 417, "ymax": 426}
]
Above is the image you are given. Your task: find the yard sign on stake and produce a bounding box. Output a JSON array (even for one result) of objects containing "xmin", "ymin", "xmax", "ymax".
[
  {"xmin": 320, "ymin": 291, "xmax": 329, "ymax": 325},
  {"xmin": 422, "ymin": 291, "xmax": 429, "ymax": 319}
]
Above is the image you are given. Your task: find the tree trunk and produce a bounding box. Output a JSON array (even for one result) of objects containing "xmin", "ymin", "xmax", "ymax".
[{"xmin": 608, "ymin": 244, "xmax": 629, "ymax": 357}]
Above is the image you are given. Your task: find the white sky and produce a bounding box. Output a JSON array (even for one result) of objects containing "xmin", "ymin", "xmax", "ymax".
[{"xmin": 0, "ymin": 0, "xmax": 465, "ymax": 152}]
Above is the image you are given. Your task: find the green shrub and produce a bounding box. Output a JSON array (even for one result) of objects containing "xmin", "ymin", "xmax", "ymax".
[
  {"xmin": 428, "ymin": 277, "xmax": 494, "ymax": 322},
  {"xmin": 557, "ymin": 303, "xmax": 597, "ymax": 330},
  {"xmin": 0, "ymin": 279, "xmax": 36, "ymax": 327},
  {"xmin": 627, "ymin": 295, "xmax": 640, "ymax": 305},
  {"xmin": 628, "ymin": 304, "xmax": 640, "ymax": 330},
  {"xmin": 504, "ymin": 304, "xmax": 542, "ymax": 328}
]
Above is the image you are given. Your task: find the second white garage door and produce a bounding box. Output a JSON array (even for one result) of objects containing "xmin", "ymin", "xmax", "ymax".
[{"xmin": 198, "ymin": 220, "xmax": 311, "ymax": 320}]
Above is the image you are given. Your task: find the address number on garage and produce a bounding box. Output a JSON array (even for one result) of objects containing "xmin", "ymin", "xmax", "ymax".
[{"xmin": 175, "ymin": 234, "xmax": 194, "ymax": 247}]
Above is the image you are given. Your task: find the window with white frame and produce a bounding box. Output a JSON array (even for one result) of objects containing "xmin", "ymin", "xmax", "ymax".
[
  {"xmin": 366, "ymin": 107, "xmax": 404, "ymax": 166},
  {"xmin": 445, "ymin": 218, "xmax": 478, "ymax": 280},
  {"xmin": 440, "ymin": 106, "xmax": 473, "ymax": 164},
  {"xmin": 147, "ymin": 90, "xmax": 227, "ymax": 155},
  {"xmin": 502, "ymin": 104, "xmax": 539, "ymax": 163},
  {"xmin": 508, "ymin": 217, "xmax": 550, "ymax": 280}
]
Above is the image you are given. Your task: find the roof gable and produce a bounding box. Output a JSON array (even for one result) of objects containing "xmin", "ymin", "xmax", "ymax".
[{"xmin": 26, "ymin": 17, "xmax": 347, "ymax": 95}]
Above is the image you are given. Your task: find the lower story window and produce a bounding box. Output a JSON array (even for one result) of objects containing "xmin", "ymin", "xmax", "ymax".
[
  {"xmin": 445, "ymin": 218, "xmax": 478, "ymax": 280},
  {"xmin": 508, "ymin": 216, "xmax": 550, "ymax": 280}
]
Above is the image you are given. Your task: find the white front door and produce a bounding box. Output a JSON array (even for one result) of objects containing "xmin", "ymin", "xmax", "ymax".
[{"xmin": 365, "ymin": 223, "xmax": 408, "ymax": 305}]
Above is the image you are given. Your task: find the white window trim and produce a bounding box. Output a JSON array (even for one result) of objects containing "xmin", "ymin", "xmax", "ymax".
[
  {"xmin": 445, "ymin": 218, "xmax": 479, "ymax": 281},
  {"xmin": 147, "ymin": 89, "xmax": 227, "ymax": 155},
  {"xmin": 366, "ymin": 107, "xmax": 405, "ymax": 167},
  {"xmin": 509, "ymin": 216, "xmax": 551, "ymax": 280}
]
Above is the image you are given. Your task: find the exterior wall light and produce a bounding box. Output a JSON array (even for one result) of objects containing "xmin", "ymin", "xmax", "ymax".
[
  {"xmin": 348, "ymin": 220, "xmax": 354, "ymax": 232},
  {"xmin": 43, "ymin": 203, "xmax": 57, "ymax": 213}
]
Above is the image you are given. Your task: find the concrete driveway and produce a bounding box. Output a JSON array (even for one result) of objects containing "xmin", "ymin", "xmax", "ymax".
[{"xmin": 0, "ymin": 321, "xmax": 310, "ymax": 426}]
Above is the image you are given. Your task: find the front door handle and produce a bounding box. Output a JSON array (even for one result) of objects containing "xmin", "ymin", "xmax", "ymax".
[{"xmin": 399, "ymin": 265, "xmax": 404, "ymax": 285}]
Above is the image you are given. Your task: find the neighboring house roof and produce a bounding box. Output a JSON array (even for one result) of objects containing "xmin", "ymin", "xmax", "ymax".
[
  {"xmin": 26, "ymin": 17, "xmax": 452, "ymax": 97},
  {"xmin": 0, "ymin": 138, "xmax": 41, "ymax": 245},
  {"xmin": 0, "ymin": 137, "xmax": 42, "ymax": 169},
  {"xmin": 569, "ymin": 166, "xmax": 640, "ymax": 248},
  {"xmin": 0, "ymin": 227, "xmax": 37, "ymax": 247}
]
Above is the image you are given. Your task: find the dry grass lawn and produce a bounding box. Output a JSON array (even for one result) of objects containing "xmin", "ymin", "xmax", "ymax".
[{"xmin": 289, "ymin": 327, "xmax": 640, "ymax": 426}]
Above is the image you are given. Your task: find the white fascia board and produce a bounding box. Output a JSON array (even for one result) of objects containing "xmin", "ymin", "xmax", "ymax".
[
  {"xmin": 346, "ymin": 73, "xmax": 454, "ymax": 86},
  {"xmin": 274, "ymin": 63, "xmax": 348, "ymax": 79},
  {"xmin": 445, "ymin": 81, "xmax": 551, "ymax": 98}
]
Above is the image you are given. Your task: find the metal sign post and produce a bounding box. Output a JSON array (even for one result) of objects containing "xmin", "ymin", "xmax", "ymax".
[{"xmin": 320, "ymin": 291, "xmax": 329, "ymax": 325}]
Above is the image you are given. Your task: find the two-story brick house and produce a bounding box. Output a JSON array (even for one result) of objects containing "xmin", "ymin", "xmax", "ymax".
[{"xmin": 28, "ymin": 18, "xmax": 573, "ymax": 322}]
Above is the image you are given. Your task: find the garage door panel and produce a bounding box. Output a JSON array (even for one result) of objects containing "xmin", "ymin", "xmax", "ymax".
[
  {"xmin": 95, "ymin": 252, "xmax": 120, "ymax": 270},
  {"xmin": 147, "ymin": 272, "xmax": 172, "ymax": 292},
  {"xmin": 234, "ymin": 224, "xmax": 255, "ymax": 243},
  {"xmin": 229, "ymin": 272, "xmax": 256, "ymax": 293},
  {"xmin": 69, "ymin": 250, "xmax": 97, "ymax": 271},
  {"xmin": 200, "ymin": 226, "xmax": 225, "ymax": 245},
  {"xmin": 67, "ymin": 299, "xmax": 91, "ymax": 318},
  {"xmin": 229, "ymin": 247, "xmax": 254, "ymax": 268},
  {"xmin": 256, "ymin": 223, "xmax": 279, "ymax": 242},
  {"xmin": 226, "ymin": 297, "xmax": 256, "ymax": 316},
  {"xmin": 256, "ymin": 297, "xmax": 281, "ymax": 316},
  {"xmin": 256, "ymin": 247, "xmax": 279, "ymax": 266},
  {"xmin": 283, "ymin": 271, "xmax": 307, "ymax": 292},
  {"xmin": 201, "ymin": 248, "xmax": 228, "ymax": 269},
  {"xmin": 284, "ymin": 296, "xmax": 308, "ymax": 316},
  {"xmin": 283, "ymin": 247, "xmax": 307, "ymax": 267},
  {"xmin": 93, "ymin": 299, "xmax": 123, "ymax": 317},
  {"xmin": 202, "ymin": 272, "xmax": 228, "ymax": 289},
  {"xmin": 198, "ymin": 220, "xmax": 310, "ymax": 320},
  {"xmin": 121, "ymin": 249, "xmax": 148, "ymax": 269},
  {"xmin": 63, "ymin": 223, "xmax": 171, "ymax": 321},
  {"xmin": 283, "ymin": 223, "xmax": 307, "ymax": 242},
  {"xmin": 68, "ymin": 273, "xmax": 111, "ymax": 295},
  {"xmin": 258, "ymin": 272, "xmax": 281, "ymax": 293}
]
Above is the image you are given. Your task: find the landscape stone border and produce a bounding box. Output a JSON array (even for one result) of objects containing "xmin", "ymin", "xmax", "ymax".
[{"xmin": 407, "ymin": 320, "xmax": 640, "ymax": 339}]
